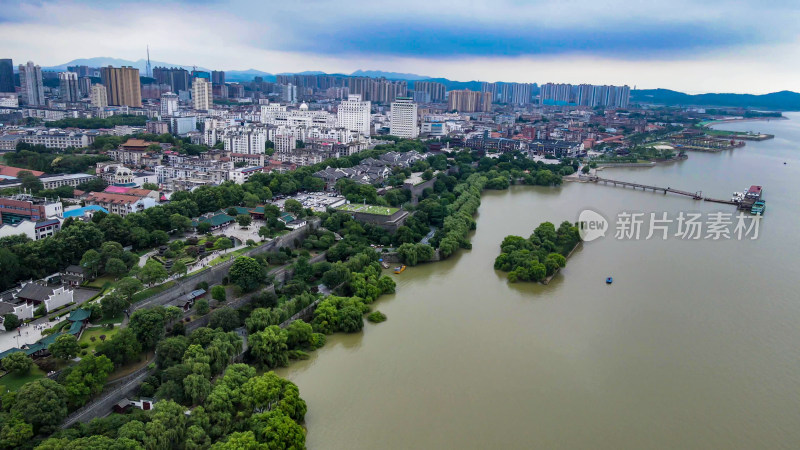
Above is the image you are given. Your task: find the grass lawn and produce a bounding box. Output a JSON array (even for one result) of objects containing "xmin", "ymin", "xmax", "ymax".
[
  {"xmin": 131, "ymin": 281, "xmax": 176, "ymax": 303},
  {"xmin": 208, "ymin": 247, "xmax": 250, "ymax": 266},
  {"xmin": 177, "ymin": 256, "xmax": 197, "ymax": 265},
  {"xmin": 107, "ymin": 351, "xmax": 154, "ymax": 382},
  {"xmin": 84, "ymin": 275, "xmax": 116, "ymax": 289},
  {"xmin": 0, "ymin": 365, "xmax": 46, "ymax": 391},
  {"xmin": 92, "ymin": 313, "xmax": 124, "ymax": 325},
  {"xmin": 79, "ymin": 326, "xmax": 120, "ymax": 353},
  {"xmin": 703, "ymin": 128, "xmax": 749, "ymax": 136},
  {"xmin": 337, "ymin": 204, "xmax": 399, "ymax": 216}
]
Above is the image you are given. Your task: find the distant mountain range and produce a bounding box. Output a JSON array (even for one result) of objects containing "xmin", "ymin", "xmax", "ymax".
[
  {"xmin": 42, "ymin": 57, "xmax": 209, "ymax": 73},
  {"xmin": 631, "ymin": 89, "xmax": 800, "ymax": 111},
  {"xmin": 38, "ymin": 58, "xmax": 800, "ymax": 110}
]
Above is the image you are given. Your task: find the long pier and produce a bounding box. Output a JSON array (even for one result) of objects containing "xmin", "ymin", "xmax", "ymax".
[{"xmin": 582, "ymin": 175, "xmax": 738, "ymax": 205}]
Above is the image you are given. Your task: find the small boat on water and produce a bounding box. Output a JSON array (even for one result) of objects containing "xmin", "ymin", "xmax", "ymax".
[
  {"xmin": 606, "ymin": 277, "xmax": 613, "ymax": 285},
  {"xmin": 750, "ymin": 200, "xmax": 766, "ymax": 215},
  {"xmin": 394, "ymin": 265, "xmax": 406, "ymax": 274},
  {"xmin": 379, "ymin": 259, "xmax": 390, "ymax": 269}
]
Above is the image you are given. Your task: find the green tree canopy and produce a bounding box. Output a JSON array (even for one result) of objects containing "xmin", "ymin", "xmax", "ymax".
[
  {"xmin": 50, "ymin": 334, "xmax": 80, "ymax": 360},
  {"xmin": 11, "ymin": 378, "xmax": 68, "ymax": 433},
  {"xmin": 228, "ymin": 257, "xmax": 264, "ymax": 292},
  {"xmin": 1, "ymin": 352, "xmax": 33, "ymax": 374}
]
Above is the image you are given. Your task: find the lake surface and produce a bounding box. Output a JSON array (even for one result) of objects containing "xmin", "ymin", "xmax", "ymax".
[{"xmin": 278, "ymin": 113, "xmax": 800, "ymax": 449}]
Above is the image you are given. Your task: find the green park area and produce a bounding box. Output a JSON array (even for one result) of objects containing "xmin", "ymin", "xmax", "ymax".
[
  {"xmin": 0, "ymin": 365, "xmax": 46, "ymax": 391},
  {"xmin": 78, "ymin": 326, "xmax": 120, "ymax": 353},
  {"xmin": 337, "ymin": 204, "xmax": 399, "ymax": 216}
]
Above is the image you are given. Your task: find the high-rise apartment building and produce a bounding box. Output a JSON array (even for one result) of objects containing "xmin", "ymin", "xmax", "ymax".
[
  {"xmin": 211, "ymin": 70, "xmax": 225, "ymax": 85},
  {"xmin": 90, "ymin": 84, "xmax": 108, "ymax": 108},
  {"xmin": 78, "ymin": 77, "xmax": 92, "ymax": 97},
  {"xmin": 0, "ymin": 58, "xmax": 13, "ymax": 93},
  {"xmin": 192, "ymin": 78, "xmax": 212, "ymax": 110},
  {"xmin": 412, "ymin": 81, "xmax": 446, "ymax": 103},
  {"xmin": 337, "ymin": 94, "xmax": 371, "ymax": 136},
  {"xmin": 390, "ymin": 97, "xmax": 418, "ymax": 138},
  {"xmin": 160, "ymin": 91, "xmax": 178, "ymax": 116},
  {"xmin": 510, "ymin": 83, "xmax": 533, "ymax": 105},
  {"xmin": 100, "ymin": 66, "xmax": 142, "ymax": 107},
  {"xmin": 447, "ymin": 89, "xmax": 492, "ymax": 113},
  {"xmin": 153, "ymin": 67, "xmax": 190, "ymax": 93},
  {"xmin": 19, "ymin": 61, "xmax": 45, "ymax": 106},
  {"xmin": 282, "ymin": 83, "xmax": 297, "ymax": 103},
  {"xmin": 58, "ymin": 72, "xmax": 80, "ymax": 102}
]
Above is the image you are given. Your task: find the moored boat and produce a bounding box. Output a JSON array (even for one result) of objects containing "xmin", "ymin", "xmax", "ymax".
[{"xmin": 750, "ymin": 200, "xmax": 766, "ymax": 215}]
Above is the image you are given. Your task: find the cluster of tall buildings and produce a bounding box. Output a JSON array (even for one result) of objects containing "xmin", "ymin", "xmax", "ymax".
[
  {"xmin": 447, "ymin": 89, "xmax": 493, "ymax": 113},
  {"xmin": 540, "ymin": 83, "xmax": 630, "ymax": 108},
  {"xmin": 152, "ymin": 66, "xmax": 191, "ymax": 93},
  {"xmin": 2, "ymin": 59, "xmax": 148, "ymax": 108},
  {"xmin": 411, "ymin": 81, "xmax": 446, "ymax": 103},
  {"xmin": 480, "ymin": 82, "xmax": 536, "ymax": 105},
  {"xmin": 276, "ymin": 74, "xmax": 350, "ymax": 90},
  {"xmin": 346, "ymin": 78, "xmax": 408, "ymax": 104}
]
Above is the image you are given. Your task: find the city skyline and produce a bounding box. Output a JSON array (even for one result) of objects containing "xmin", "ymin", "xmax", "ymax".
[{"xmin": 1, "ymin": 0, "xmax": 799, "ymax": 94}]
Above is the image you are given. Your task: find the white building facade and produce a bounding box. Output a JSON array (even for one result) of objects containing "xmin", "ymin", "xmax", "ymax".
[
  {"xmin": 390, "ymin": 97, "xmax": 419, "ymax": 138},
  {"xmin": 337, "ymin": 95, "xmax": 371, "ymax": 136}
]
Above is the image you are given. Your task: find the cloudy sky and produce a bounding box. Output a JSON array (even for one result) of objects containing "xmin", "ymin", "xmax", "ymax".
[{"xmin": 2, "ymin": 0, "xmax": 799, "ymax": 93}]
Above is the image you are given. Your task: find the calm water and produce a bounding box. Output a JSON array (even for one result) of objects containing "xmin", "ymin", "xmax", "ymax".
[{"xmin": 278, "ymin": 114, "xmax": 800, "ymax": 449}]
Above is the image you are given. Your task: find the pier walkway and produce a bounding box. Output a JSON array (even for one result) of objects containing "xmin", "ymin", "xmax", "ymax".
[{"xmin": 581, "ymin": 175, "xmax": 738, "ymax": 205}]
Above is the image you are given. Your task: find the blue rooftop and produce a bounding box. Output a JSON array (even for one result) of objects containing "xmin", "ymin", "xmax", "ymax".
[{"xmin": 64, "ymin": 205, "xmax": 109, "ymax": 219}]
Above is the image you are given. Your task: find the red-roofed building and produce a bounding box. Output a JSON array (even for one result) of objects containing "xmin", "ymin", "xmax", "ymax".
[
  {"xmin": 86, "ymin": 191, "xmax": 158, "ymax": 217},
  {"xmin": 107, "ymin": 139, "xmax": 163, "ymax": 168},
  {"xmin": 0, "ymin": 165, "xmax": 44, "ymax": 178}
]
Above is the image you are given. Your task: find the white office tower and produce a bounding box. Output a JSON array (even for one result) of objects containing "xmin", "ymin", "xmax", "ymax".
[
  {"xmin": 19, "ymin": 61, "xmax": 45, "ymax": 106},
  {"xmin": 192, "ymin": 78, "xmax": 212, "ymax": 110},
  {"xmin": 337, "ymin": 94, "xmax": 371, "ymax": 136},
  {"xmin": 58, "ymin": 72, "xmax": 79, "ymax": 102},
  {"xmin": 160, "ymin": 92, "xmax": 178, "ymax": 116},
  {"xmin": 90, "ymin": 84, "xmax": 108, "ymax": 108},
  {"xmin": 390, "ymin": 97, "xmax": 418, "ymax": 138}
]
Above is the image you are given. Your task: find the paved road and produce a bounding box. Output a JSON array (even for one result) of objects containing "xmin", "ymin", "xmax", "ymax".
[
  {"xmin": 420, "ymin": 226, "xmax": 436, "ymax": 245},
  {"xmin": 61, "ymin": 357, "xmax": 155, "ymax": 428},
  {"xmin": 137, "ymin": 250, "xmax": 157, "ymax": 268}
]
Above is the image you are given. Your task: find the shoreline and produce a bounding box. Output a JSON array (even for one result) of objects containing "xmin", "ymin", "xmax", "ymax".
[
  {"xmin": 542, "ymin": 240, "xmax": 583, "ymax": 285},
  {"xmin": 705, "ymin": 116, "xmax": 787, "ymax": 126}
]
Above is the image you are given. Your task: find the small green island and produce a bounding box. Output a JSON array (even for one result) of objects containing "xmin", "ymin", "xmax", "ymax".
[{"xmin": 494, "ymin": 221, "xmax": 581, "ymax": 283}]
